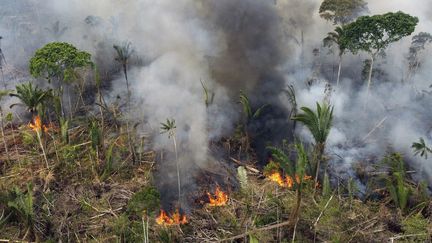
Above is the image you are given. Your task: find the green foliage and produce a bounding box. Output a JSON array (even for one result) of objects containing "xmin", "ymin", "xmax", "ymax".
[
  {"xmin": 9, "ymin": 82, "xmax": 51, "ymax": 114},
  {"xmin": 402, "ymin": 214, "xmax": 429, "ymax": 240},
  {"xmin": 22, "ymin": 131, "xmax": 36, "ymax": 146},
  {"xmin": 382, "ymin": 154, "xmax": 411, "ymax": 211},
  {"xmin": 89, "ymin": 120, "xmax": 101, "ymax": 149},
  {"xmin": 342, "ymin": 12, "xmax": 419, "ymax": 56},
  {"xmin": 126, "ymin": 186, "xmax": 160, "ymax": 217},
  {"xmin": 322, "ymin": 172, "xmax": 331, "ymax": 198},
  {"xmin": 323, "ymin": 26, "xmax": 348, "ymax": 57},
  {"xmin": 201, "ymin": 80, "xmax": 215, "ymax": 107},
  {"xmin": 408, "ymin": 32, "xmax": 432, "ymax": 73},
  {"xmin": 412, "ymin": 137, "xmax": 432, "ymax": 159},
  {"xmin": 285, "ymin": 84, "xmax": 297, "ymax": 118},
  {"xmin": 100, "ymin": 142, "xmax": 116, "ymax": 180},
  {"xmin": 293, "ymin": 102, "xmax": 334, "ymax": 145},
  {"xmin": 60, "ymin": 144, "xmax": 78, "ymax": 163},
  {"xmin": 267, "ymin": 142, "xmax": 309, "ymax": 188},
  {"xmin": 60, "ymin": 118, "xmax": 69, "ymax": 144},
  {"xmin": 160, "ymin": 118, "xmax": 176, "ymax": 138},
  {"xmin": 319, "ymin": 0, "xmax": 368, "ymax": 25},
  {"xmin": 267, "ymin": 146, "xmax": 294, "ymax": 177},
  {"xmin": 113, "ymin": 214, "xmax": 144, "ymax": 242},
  {"xmin": 29, "ymin": 42, "xmax": 93, "ymax": 83},
  {"xmin": 113, "ymin": 42, "xmax": 134, "ymax": 66},
  {"xmin": 249, "ymin": 235, "xmax": 259, "ymax": 243},
  {"xmin": 7, "ymin": 184, "xmax": 34, "ymax": 230},
  {"xmin": 239, "ymin": 91, "xmax": 268, "ymax": 121}
]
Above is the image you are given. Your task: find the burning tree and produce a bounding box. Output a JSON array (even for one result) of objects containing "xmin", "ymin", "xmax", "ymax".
[{"xmin": 267, "ymin": 142, "xmax": 311, "ymax": 228}]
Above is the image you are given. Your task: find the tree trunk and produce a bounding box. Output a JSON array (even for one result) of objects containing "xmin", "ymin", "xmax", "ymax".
[
  {"xmin": 173, "ymin": 135, "xmax": 181, "ymax": 205},
  {"xmin": 0, "ymin": 109, "xmax": 10, "ymax": 163},
  {"xmin": 336, "ymin": 55, "xmax": 342, "ymax": 87},
  {"xmin": 313, "ymin": 143, "xmax": 325, "ymax": 195},
  {"xmin": 290, "ymin": 188, "xmax": 302, "ymax": 224},
  {"xmin": 363, "ymin": 54, "xmax": 375, "ymax": 110},
  {"xmin": 123, "ymin": 64, "xmax": 136, "ymax": 163},
  {"xmin": 366, "ymin": 55, "xmax": 374, "ymax": 94}
]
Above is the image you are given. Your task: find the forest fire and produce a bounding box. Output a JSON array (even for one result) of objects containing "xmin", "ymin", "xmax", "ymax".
[
  {"xmin": 156, "ymin": 209, "xmax": 187, "ymax": 226},
  {"xmin": 207, "ymin": 186, "xmax": 229, "ymax": 207},
  {"xmin": 29, "ymin": 115, "xmax": 48, "ymax": 133},
  {"xmin": 267, "ymin": 172, "xmax": 312, "ymax": 188}
]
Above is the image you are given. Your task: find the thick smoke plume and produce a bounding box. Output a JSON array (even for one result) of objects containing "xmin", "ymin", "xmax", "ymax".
[{"xmin": 1, "ymin": 0, "xmax": 432, "ymax": 206}]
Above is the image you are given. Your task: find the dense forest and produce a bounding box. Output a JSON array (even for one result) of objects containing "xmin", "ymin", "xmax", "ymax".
[{"xmin": 0, "ymin": 0, "xmax": 432, "ymax": 242}]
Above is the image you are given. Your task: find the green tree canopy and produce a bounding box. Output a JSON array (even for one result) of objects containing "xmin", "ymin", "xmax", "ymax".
[
  {"xmin": 341, "ymin": 11, "xmax": 418, "ymax": 95},
  {"xmin": 341, "ymin": 12, "xmax": 419, "ymax": 56},
  {"xmin": 319, "ymin": 0, "xmax": 368, "ymax": 25},
  {"xmin": 29, "ymin": 42, "xmax": 93, "ymax": 83}
]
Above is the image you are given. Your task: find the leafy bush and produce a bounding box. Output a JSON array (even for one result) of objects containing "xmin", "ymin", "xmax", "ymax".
[{"xmin": 126, "ymin": 186, "xmax": 160, "ymax": 217}]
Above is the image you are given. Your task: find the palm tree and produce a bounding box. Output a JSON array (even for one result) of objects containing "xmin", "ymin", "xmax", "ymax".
[
  {"xmin": 113, "ymin": 42, "xmax": 136, "ymax": 163},
  {"xmin": 113, "ymin": 42, "xmax": 134, "ymax": 101},
  {"xmin": 268, "ymin": 142, "xmax": 309, "ymax": 231},
  {"xmin": 9, "ymin": 82, "xmax": 51, "ymax": 117},
  {"xmin": 238, "ymin": 91, "xmax": 268, "ymax": 153},
  {"xmin": 160, "ymin": 119, "xmax": 181, "ymax": 203},
  {"xmin": 412, "ymin": 137, "xmax": 432, "ymax": 159},
  {"xmin": 323, "ymin": 26, "xmax": 347, "ymax": 87},
  {"xmin": 292, "ymin": 102, "xmax": 334, "ymax": 186}
]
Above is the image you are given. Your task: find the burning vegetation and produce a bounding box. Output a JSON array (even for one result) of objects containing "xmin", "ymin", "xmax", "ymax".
[
  {"xmin": 266, "ymin": 171, "xmax": 312, "ymax": 188},
  {"xmin": 1, "ymin": 0, "xmax": 432, "ymax": 242},
  {"xmin": 28, "ymin": 115, "xmax": 48, "ymax": 133},
  {"xmin": 155, "ymin": 209, "xmax": 188, "ymax": 226},
  {"xmin": 207, "ymin": 186, "xmax": 229, "ymax": 207}
]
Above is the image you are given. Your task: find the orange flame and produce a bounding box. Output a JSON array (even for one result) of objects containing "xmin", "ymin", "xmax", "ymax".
[
  {"xmin": 156, "ymin": 209, "xmax": 187, "ymax": 226},
  {"xmin": 267, "ymin": 172, "xmax": 312, "ymax": 188},
  {"xmin": 207, "ymin": 186, "xmax": 229, "ymax": 207},
  {"xmin": 29, "ymin": 115, "xmax": 48, "ymax": 133}
]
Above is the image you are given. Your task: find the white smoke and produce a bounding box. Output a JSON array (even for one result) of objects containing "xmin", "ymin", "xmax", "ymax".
[{"xmin": 1, "ymin": 0, "xmax": 432, "ymax": 197}]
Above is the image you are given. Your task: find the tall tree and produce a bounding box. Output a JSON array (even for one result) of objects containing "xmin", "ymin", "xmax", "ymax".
[
  {"xmin": 113, "ymin": 42, "xmax": 136, "ymax": 163},
  {"xmin": 29, "ymin": 42, "xmax": 93, "ymax": 118},
  {"xmin": 342, "ymin": 12, "xmax": 418, "ymax": 95},
  {"xmin": 323, "ymin": 26, "xmax": 348, "ymax": 87},
  {"xmin": 113, "ymin": 42, "xmax": 133, "ymax": 103},
  {"xmin": 319, "ymin": 0, "xmax": 368, "ymax": 25},
  {"xmin": 292, "ymin": 102, "xmax": 334, "ymax": 187},
  {"xmin": 406, "ymin": 32, "xmax": 432, "ymax": 81},
  {"xmin": 160, "ymin": 119, "xmax": 181, "ymax": 204}
]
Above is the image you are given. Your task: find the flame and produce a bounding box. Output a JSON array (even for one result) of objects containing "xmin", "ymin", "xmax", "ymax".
[
  {"xmin": 29, "ymin": 115, "xmax": 48, "ymax": 133},
  {"xmin": 156, "ymin": 209, "xmax": 187, "ymax": 226},
  {"xmin": 267, "ymin": 172, "xmax": 312, "ymax": 188},
  {"xmin": 207, "ymin": 186, "xmax": 229, "ymax": 207}
]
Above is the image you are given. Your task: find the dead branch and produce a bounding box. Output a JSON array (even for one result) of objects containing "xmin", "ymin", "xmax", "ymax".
[{"xmin": 229, "ymin": 157, "xmax": 260, "ymax": 174}]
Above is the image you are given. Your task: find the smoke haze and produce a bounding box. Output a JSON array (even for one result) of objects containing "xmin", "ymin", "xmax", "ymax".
[{"xmin": 1, "ymin": 0, "xmax": 432, "ymax": 205}]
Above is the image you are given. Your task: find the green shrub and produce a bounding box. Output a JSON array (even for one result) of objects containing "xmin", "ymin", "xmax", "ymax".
[{"xmin": 127, "ymin": 186, "xmax": 160, "ymax": 217}]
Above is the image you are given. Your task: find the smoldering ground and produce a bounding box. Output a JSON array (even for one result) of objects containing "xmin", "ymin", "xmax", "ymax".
[{"xmin": 1, "ymin": 0, "xmax": 432, "ymax": 208}]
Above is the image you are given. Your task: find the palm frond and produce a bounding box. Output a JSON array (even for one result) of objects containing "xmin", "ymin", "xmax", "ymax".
[
  {"xmin": 239, "ymin": 90, "xmax": 252, "ymax": 118},
  {"xmin": 293, "ymin": 102, "xmax": 334, "ymax": 145},
  {"xmin": 412, "ymin": 137, "xmax": 432, "ymax": 159}
]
